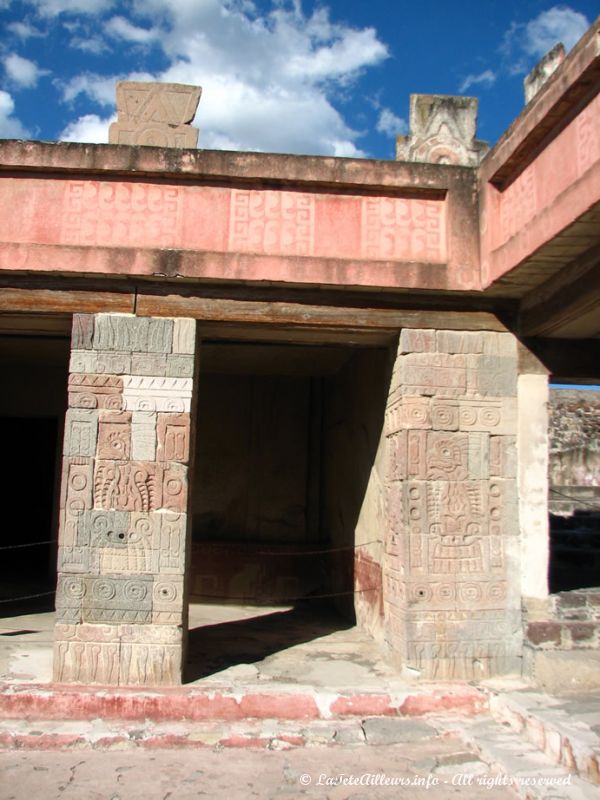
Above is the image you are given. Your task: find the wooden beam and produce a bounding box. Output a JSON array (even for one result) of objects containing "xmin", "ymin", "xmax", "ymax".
[
  {"xmin": 519, "ymin": 252, "xmax": 600, "ymax": 337},
  {"xmin": 0, "ymin": 287, "xmax": 135, "ymax": 314},
  {"xmin": 137, "ymin": 292, "xmax": 509, "ymax": 333}
]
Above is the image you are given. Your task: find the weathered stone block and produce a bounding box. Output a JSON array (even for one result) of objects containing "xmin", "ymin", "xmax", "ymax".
[
  {"xmin": 569, "ymin": 623, "xmax": 597, "ymax": 643},
  {"xmin": 398, "ymin": 329, "xmax": 435, "ymax": 354},
  {"xmin": 57, "ymin": 545, "xmax": 90, "ymax": 573},
  {"xmin": 93, "ymin": 314, "xmax": 173, "ymax": 353},
  {"xmin": 527, "ymin": 621, "xmax": 562, "ymax": 646},
  {"xmin": 63, "ymin": 409, "xmax": 98, "ymax": 457},
  {"xmin": 166, "ymin": 354, "xmax": 195, "ymax": 378},
  {"xmin": 489, "ymin": 436, "xmax": 517, "ymax": 478},
  {"xmin": 97, "ymin": 411, "xmax": 132, "ymax": 460},
  {"xmin": 172, "ymin": 318, "xmax": 196, "ymax": 354},
  {"xmin": 152, "ymin": 577, "xmax": 184, "ymax": 623},
  {"xmin": 130, "ymin": 353, "xmax": 168, "ymax": 376},
  {"xmin": 481, "ymin": 333, "xmax": 517, "ymax": 358},
  {"xmin": 436, "ymin": 331, "xmax": 484, "ymax": 354},
  {"xmin": 94, "ymin": 460, "xmax": 162, "ymax": 512},
  {"xmin": 468, "ymin": 432, "xmax": 489, "ymax": 478},
  {"xmin": 131, "ymin": 411, "xmax": 157, "ymax": 461},
  {"xmin": 85, "ymin": 510, "xmax": 131, "ymax": 547},
  {"xmin": 122, "ymin": 376, "xmax": 193, "ymax": 412},
  {"xmin": 82, "ymin": 575, "xmax": 153, "ymax": 624},
  {"xmin": 162, "ymin": 463, "xmax": 188, "ymax": 512},
  {"xmin": 470, "ymin": 356, "xmax": 517, "ymax": 398},
  {"xmin": 69, "ymin": 350, "xmax": 132, "ymax": 375},
  {"xmin": 396, "ymin": 94, "xmax": 488, "ymax": 167},
  {"xmin": 119, "ymin": 642, "xmax": 181, "ymax": 685},
  {"xmin": 68, "ymin": 374, "xmax": 123, "ymax": 410},
  {"xmin": 71, "ymin": 314, "xmax": 94, "ymax": 350},
  {"xmin": 54, "ymin": 635, "xmax": 120, "ymax": 685},
  {"xmin": 159, "ymin": 513, "xmax": 188, "ymax": 573},
  {"xmin": 363, "ymin": 717, "xmax": 436, "ymax": 745},
  {"xmin": 60, "ymin": 457, "xmax": 94, "ymax": 513},
  {"xmin": 157, "ymin": 413, "xmax": 190, "ymax": 463},
  {"xmin": 524, "ymin": 43, "xmax": 565, "ymax": 104},
  {"xmin": 386, "ymin": 430, "xmax": 407, "ymax": 481},
  {"xmin": 119, "ymin": 624, "xmax": 182, "ymax": 645},
  {"xmin": 431, "ymin": 400, "xmax": 459, "ymax": 430},
  {"xmin": 426, "ymin": 431, "xmax": 469, "ymax": 480},
  {"xmin": 458, "ymin": 398, "xmax": 517, "ymax": 435},
  {"xmin": 397, "ymin": 353, "xmax": 467, "ymax": 398}
]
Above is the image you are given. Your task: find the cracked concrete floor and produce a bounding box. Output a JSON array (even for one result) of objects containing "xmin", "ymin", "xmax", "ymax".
[{"xmin": 0, "ymin": 739, "xmax": 518, "ymax": 800}]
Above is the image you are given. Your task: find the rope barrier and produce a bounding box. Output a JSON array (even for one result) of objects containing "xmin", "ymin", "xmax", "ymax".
[
  {"xmin": 0, "ymin": 591, "xmax": 55, "ymax": 604},
  {"xmin": 196, "ymin": 539, "xmax": 383, "ymax": 557},
  {"xmin": 191, "ymin": 586, "xmax": 379, "ymax": 603},
  {"xmin": 0, "ymin": 540, "xmax": 55, "ymax": 551}
]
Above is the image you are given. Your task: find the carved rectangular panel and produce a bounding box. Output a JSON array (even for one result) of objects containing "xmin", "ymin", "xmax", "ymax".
[
  {"xmin": 157, "ymin": 413, "xmax": 190, "ymax": 463},
  {"xmin": 122, "ymin": 376, "xmax": 193, "ymax": 412},
  {"xmin": 93, "ymin": 460, "xmax": 162, "ymax": 512},
  {"xmin": 61, "ymin": 181, "xmax": 182, "ymax": 249},
  {"xmin": 68, "ymin": 374, "xmax": 123, "ymax": 410},
  {"xmin": 361, "ymin": 197, "xmax": 446, "ymax": 262},
  {"xmin": 228, "ymin": 189, "xmax": 315, "ymax": 257}
]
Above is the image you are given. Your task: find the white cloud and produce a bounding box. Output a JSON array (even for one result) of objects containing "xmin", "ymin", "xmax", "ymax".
[
  {"xmin": 523, "ymin": 6, "xmax": 589, "ymax": 56},
  {"xmin": 59, "ymin": 0, "xmax": 389, "ymax": 157},
  {"xmin": 3, "ymin": 53, "xmax": 49, "ymax": 88},
  {"xmin": 105, "ymin": 15, "xmax": 159, "ymax": 44},
  {"xmin": 0, "ymin": 91, "xmax": 29, "ymax": 138},
  {"xmin": 26, "ymin": 0, "xmax": 114, "ymax": 15},
  {"xmin": 6, "ymin": 21, "xmax": 44, "ymax": 39},
  {"xmin": 459, "ymin": 69, "xmax": 496, "ymax": 93},
  {"xmin": 60, "ymin": 112, "xmax": 114, "ymax": 143},
  {"xmin": 376, "ymin": 108, "xmax": 406, "ymax": 137},
  {"xmin": 502, "ymin": 5, "xmax": 590, "ymax": 74}
]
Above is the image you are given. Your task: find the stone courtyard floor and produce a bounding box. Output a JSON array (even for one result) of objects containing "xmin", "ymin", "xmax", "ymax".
[{"xmin": 1, "ymin": 601, "xmax": 599, "ymax": 799}]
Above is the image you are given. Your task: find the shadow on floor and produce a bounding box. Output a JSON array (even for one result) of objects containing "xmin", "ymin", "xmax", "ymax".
[{"xmin": 185, "ymin": 601, "xmax": 353, "ymax": 683}]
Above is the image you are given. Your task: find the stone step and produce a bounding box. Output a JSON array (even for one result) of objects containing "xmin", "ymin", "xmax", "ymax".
[
  {"xmin": 0, "ymin": 681, "xmax": 487, "ymax": 722},
  {"xmin": 487, "ymin": 689, "xmax": 600, "ymax": 787},
  {"xmin": 438, "ymin": 715, "xmax": 598, "ymax": 800}
]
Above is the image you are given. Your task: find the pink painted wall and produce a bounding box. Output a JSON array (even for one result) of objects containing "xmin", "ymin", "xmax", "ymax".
[
  {"xmin": 481, "ymin": 91, "xmax": 600, "ymax": 285},
  {"xmin": 0, "ymin": 174, "xmax": 456, "ymax": 290}
]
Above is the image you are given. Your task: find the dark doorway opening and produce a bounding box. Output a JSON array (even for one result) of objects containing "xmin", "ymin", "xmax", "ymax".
[{"xmin": 186, "ymin": 339, "xmax": 391, "ymax": 683}]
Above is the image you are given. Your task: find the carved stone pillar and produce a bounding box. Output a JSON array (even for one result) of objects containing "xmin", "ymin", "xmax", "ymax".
[
  {"xmin": 383, "ymin": 329, "xmax": 522, "ymax": 679},
  {"xmin": 54, "ymin": 313, "xmax": 197, "ymax": 686}
]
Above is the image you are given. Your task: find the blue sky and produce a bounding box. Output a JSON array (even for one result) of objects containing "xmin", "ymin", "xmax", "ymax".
[{"xmin": 0, "ymin": 0, "xmax": 596, "ymax": 159}]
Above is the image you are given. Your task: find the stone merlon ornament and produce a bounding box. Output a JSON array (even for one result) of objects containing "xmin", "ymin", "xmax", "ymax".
[
  {"xmin": 109, "ymin": 81, "xmax": 202, "ymax": 148},
  {"xmin": 396, "ymin": 94, "xmax": 489, "ymax": 166}
]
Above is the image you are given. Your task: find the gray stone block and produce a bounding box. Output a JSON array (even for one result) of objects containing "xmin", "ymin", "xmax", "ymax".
[
  {"xmin": 93, "ymin": 315, "xmax": 173, "ymax": 353},
  {"xmin": 362, "ymin": 717, "xmax": 437, "ymax": 745},
  {"xmin": 130, "ymin": 353, "xmax": 167, "ymax": 376},
  {"xmin": 166, "ymin": 354, "xmax": 195, "ymax": 378},
  {"xmin": 71, "ymin": 314, "xmax": 94, "ymax": 350},
  {"xmin": 63, "ymin": 409, "xmax": 98, "ymax": 457}
]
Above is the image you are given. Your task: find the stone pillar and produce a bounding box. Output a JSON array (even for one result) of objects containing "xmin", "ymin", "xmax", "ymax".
[
  {"xmin": 54, "ymin": 313, "xmax": 197, "ymax": 686},
  {"xmin": 383, "ymin": 329, "xmax": 521, "ymax": 679}
]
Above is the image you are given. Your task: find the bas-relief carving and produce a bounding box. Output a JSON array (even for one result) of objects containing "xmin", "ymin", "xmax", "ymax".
[
  {"xmin": 109, "ymin": 81, "xmax": 201, "ymax": 150},
  {"xmin": 383, "ymin": 329, "xmax": 521, "ymax": 680},
  {"xmin": 68, "ymin": 374, "xmax": 123, "ymax": 410},
  {"xmin": 55, "ymin": 313, "xmax": 197, "ymax": 686},
  {"xmin": 122, "ymin": 376, "xmax": 193, "ymax": 412},
  {"xmin": 361, "ymin": 197, "xmax": 446, "ymax": 262},
  {"xmin": 157, "ymin": 413, "xmax": 190, "ymax": 463},
  {"xmin": 93, "ymin": 460, "xmax": 161, "ymax": 512},
  {"xmin": 228, "ymin": 189, "xmax": 315, "ymax": 257},
  {"xmin": 396, "ymin": 95, "xmax": 488, "ymax": 167},
  {"xmin": 93, "ymin": 315, "xmax": 173, "ymax": 354},
  {"xmin": 62, "ymin": 181, "xmax": 183, "ymax": 248}
]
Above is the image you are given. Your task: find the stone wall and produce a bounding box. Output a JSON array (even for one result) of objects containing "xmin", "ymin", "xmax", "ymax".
[
  {"xmin": 383, "ymin": 329, "xmax": 521, "ymax": 680},
  {"xmin": 54, "ymin": 313, "xmax": 197, "ymax": 686}
]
